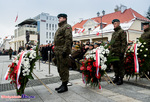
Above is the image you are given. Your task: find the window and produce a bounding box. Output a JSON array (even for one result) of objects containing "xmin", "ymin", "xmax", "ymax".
[
  {"xmin": 55, "ymin": 24, "xmax": 57, "ymax": 30},
  {"xmin": 46, "ymin": 16, "xmax": 48, "ymax": 20},
  {"xmin": 141, "ymin": 22, "xmax": 144, "ymax": 30},
  {"xmin": 46, "ymin": 23, "xmax": 48, "ymax": 30},
  {"xmin": 49, "ymin": 24, "xmax": 51, "ymax": 30},
  {"xmin": 46, "ymin": 40, "xmax": 48, "ymax": 43},
  {"xmin": 49, "ymin": 32, "xmax": 51, "ymax": 39},
  {"xmin": 52, "ymin": 24, "xmax": 54, "ymax": 30},
  {"xmin": 46, "ymin": 32, "xmax": 48, "ymax": 38},
  {"xmin": 49, "ymin": 17, "xmax": 51, "ymax": 20},
  {"xmin": 52, "ymin": 32, "xmax": 54, "ymax": 39}
]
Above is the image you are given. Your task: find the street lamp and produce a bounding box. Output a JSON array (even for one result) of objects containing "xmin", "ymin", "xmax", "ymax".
[{"xmin": 97, "ymin": 10, "xmax": 105, "ymax": 43}]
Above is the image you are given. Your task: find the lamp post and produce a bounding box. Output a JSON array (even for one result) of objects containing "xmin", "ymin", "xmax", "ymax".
[{"xmin": 97, "ymin": 10, "xmax": 105, "ymax": 43}]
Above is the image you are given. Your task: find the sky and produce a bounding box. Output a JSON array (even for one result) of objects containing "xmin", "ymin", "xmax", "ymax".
[{"xmin": 0, "ymin": 0, "xmax": 149, "ymax": 39}]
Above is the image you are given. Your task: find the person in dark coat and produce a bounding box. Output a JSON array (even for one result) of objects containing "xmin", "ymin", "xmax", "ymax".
[{"xmin": 8, "ymin": 47, "xmax": 13, "ymax": 60}]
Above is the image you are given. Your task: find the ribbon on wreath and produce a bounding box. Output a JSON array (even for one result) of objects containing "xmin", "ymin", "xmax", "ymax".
[
  {"xmin": 96, "ymin": 49, "xmax": 100, "ymax": 79},
  {"xmin": 133, "ymin": 43, "xmax": 139, "ymax": 73},
  {"xmin": 96, "ymin": 49, "xmax": 102, "ymax": 89}
]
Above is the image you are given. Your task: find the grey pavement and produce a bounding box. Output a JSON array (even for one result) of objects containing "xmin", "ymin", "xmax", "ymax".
[{"xmin": 0, "ymin": 55, "xmax": 150, "ymax": 102}]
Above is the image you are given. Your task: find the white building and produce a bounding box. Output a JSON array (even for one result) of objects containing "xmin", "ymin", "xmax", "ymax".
[
  {"xmin": 1, "ymin": 36, "xmax": 13, "ymax": 50},
  {"xmin": 72, "ymin": 8, "xmax": 150, "ymax": 43},
  {"xmin": 0, "ymin": 37, "xmax": 3, "ymax": 51},
  {"xmin": 33, "ymin": 13, "xmax": 58, "ymax": 45},
  {"xmin": 13, "ymin": 19, "xmax": 38, "ymax": 51}
]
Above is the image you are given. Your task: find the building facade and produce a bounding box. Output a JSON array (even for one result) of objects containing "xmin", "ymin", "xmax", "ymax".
[
  {"xmin": 13, "ymin": 19, "xmax": 38, "ymax": 51},
  {"xmin": 34, "ymin": 13, "xmax": 58, "ymax": 45},
  {"xmin": 72, "ymin": 8, "xmax": 150, "ymax": 43}
]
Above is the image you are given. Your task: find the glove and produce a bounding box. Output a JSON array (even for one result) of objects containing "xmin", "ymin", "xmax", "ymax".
[{"xmin": 62, "ymin": 52, "xmax": 67, "ymax": 58}]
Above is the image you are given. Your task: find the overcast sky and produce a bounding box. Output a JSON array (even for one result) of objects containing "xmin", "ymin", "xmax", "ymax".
[{"xmin": 0, "ymin": 0, "xmax": 149, "ymax": 39}]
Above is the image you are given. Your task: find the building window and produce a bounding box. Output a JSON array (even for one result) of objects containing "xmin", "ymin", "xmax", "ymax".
[
  {"xmin": 49, "ymin": 32, "xmax": 51, "ymax": 39},
  {"xmin": 49, "ymin": 17, "xmax": 51, "ymax": 20},
  {"xmin": 46, "ymin": 40, "xmax": 48, "ymax": 43},
  {"xmin": 52, "ymin": 32, "xmax": 54, "ymax": 39},
  {"xmin": 49, "ymin": 24, "xmax": 51, "ymax": 30},
  {"xmin": 46, "ymin": 32, "xmax": 48, "ymax": 38},
  {"xmin": 52, "ymin": 24, "xmax": 54, "ymax": 30},
  {"xmin": 46, "ymin": 23, "xmax": 48, "ymax": 30},
  {"xmin": 46, "ymin": 16, "xmax": 48, "ymax": 20},
  {"xmin": 141, "ymin": 22, "xmax": 144, "ymax": 30},
  {"xmin": 55, "ymin": 24, "xmax": 57, "ymax": 30}
]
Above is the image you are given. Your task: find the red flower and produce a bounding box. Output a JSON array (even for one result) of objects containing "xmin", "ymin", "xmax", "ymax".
[
  {"xmin": 80, "ymin": 66, "xmax": 85, "ymax": 71},
  {"xmin": 93, "ymin": 62, "xmax": 96, "ymax": 67},
  {"xmin": 88, "ymin": 58, "xmax": 92, "ymax": 62},
  {"xmin": 87, "ymin": 66, "xmax": 92, "ymax": 72}
]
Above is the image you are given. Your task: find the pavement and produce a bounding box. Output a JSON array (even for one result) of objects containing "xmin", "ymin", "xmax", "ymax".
[{"xmin": 0, "ymin": 55, "xmax": 150, "ymax": 102}]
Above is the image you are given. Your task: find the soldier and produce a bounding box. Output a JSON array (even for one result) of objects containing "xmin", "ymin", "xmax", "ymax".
[
  {"xmin": 8, "ymin": 47, "xmax": 13, "ymax": 60},
  {"xmin": 54, "ymin": 13, "xmax": 72, "ymax": 93},
  {"xmin": 110, "ymin": 19, "xmax": 127, "ymax": 85},
  {"xmin": 140, "ymin": 21, "xmax": 150, "ymax": 78}
]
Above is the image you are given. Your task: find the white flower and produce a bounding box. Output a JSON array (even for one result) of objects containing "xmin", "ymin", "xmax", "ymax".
[
  {"xmin": 26, "ymin": 71, "xmax": 29, "ymax": 75},
  {"xmin": 146, "ymin": 48, "xmax": 148, "ymax": 51},
  {"xmin": 102, "ymin": 51, "xmax": 105, "ymax": 54},
  {"xmin": 93, "ymin": 49, "xmax": 96, "ymax": 53},
  {"xmin": 101, "ymin": 61, "xmax": 104, "ymax": 65},
  {"xmin": 143, "ymin": 42, "xmax": 146, "ymax": 45},
  {"xmin": 101, "ymin": 64, "xmax": 107, "ymax": 70},
  {"xmin": 23, "ymin": 73, "xmax": 26, "ymax": 76},
  {"xmin": 29, "ymin": 50, "xmax": 36, "ymax": 59},
  {"xmin": 140, "ymin": 49, "xmax": 142, "ymax": 52},
  {"xmin": 141, "ymin": 45, "xmax": 144, "ymax": 48},
  {"xmin": 105, "ymin": 49, "xmax": 109, "ymax": 54},
  {"xmin": 137, "ymin": 53, "xmax": 138, "ymax": 55},
  {"xmin": 128, "ymin": 50, "xmax": 130, "ymax": 52},
  {"xmin": 144, "ymin": 54, "xmax": 147, "ymax": 57},
  {"xmin": 104, "ymin": 57, "xmax": 107, "ymax": 62}
]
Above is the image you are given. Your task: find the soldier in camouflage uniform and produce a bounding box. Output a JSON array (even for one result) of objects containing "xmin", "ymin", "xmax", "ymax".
[
  {"xmin": 110, "ymin": 19, "xmax": 127, "ymax": 85},
  {"xmin": 54, "ymin": 13, "xmax": 72, "ymax": 93},
  {"xmin": 140, "ymin": 22, "xmax": 150, "ymax": 78}
]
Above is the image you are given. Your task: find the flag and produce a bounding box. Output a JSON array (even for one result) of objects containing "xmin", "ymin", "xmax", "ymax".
[
  {"xmin": 78, "ymin": 28, "xmax": 85, "ymax": 33},
  {"xmin": 96, "ymin": 32, "xmax": 100, "ymax": 36},
  {"xmin": 15, "ymin": 15, "xmax": 18, "ymax": 22}
]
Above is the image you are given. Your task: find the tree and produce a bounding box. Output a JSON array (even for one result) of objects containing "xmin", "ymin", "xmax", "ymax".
[{"xmin": 146, "ymin": 6, "xmax": 150, "ymax": 20}]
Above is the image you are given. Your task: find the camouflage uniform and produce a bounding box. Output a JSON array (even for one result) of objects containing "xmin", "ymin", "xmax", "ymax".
[
  {"xmin": 54, "ymin": 20, "xmax": 72, "ymax": 82},
  {"xmin": 110, "ymin": 26, "xmax": 127, "ymax": 78}
]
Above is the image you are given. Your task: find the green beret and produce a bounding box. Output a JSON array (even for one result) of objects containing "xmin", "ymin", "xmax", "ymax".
[
  {"xmin": 112, "ymin": 19, "xmax": 120, "ymax": 24},
  {"xmin": 142, "ymin": 21, "xmax": 150, "ymax": 25},
  {"xmin": 57, "ymin": 13, "xmax": 67, "ymax": 18}
]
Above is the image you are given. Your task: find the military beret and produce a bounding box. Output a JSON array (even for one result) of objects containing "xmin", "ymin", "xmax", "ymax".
[
  {"xmin": 57, "ymin": 13, "xmax": 67, "ymax": 18},
  {"xmin": 112, "ymin": 19, "xmax": 120, "ymax": 24},
  {"xmin": 142, "ymin": 21, "xmax": 150, "ymax": 25}
]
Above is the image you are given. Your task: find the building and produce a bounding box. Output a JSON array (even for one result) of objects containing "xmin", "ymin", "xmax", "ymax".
[
  {"xmin": 72, "ymin": 8, "xmax": 150, "ymax": 43},
  {"xmin": 1, "ymin": 36, "xmax": 13, "ymax": 50},
  {"xmin": 0, "ymin": 37, "xmax": 3, "ymax": 51},
  {"xmin": 13, "ymin": 19, "xmax": 38, "ymax": 51},
  {"xmin": 33, "ymin": 13, "xmax": 58, "ymax": 45}
]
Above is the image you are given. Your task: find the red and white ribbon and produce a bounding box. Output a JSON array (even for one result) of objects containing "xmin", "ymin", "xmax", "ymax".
[
  {"xmin": 96, "ymin": 49, "xmax": 100, "ymax": 79},
  {"xmin": 134, "ymin": 43, "xmax": 139, "ymax": 73},
  {"xmin": 4, "ymin": 67, "xmax": 10, "ymax": 80}
]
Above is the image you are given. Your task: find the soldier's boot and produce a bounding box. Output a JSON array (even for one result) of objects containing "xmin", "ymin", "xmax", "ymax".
[
  {"xmin": 55, "ymin": 83, "xmax": 62, "ymax": 91},
  {"xmin": 110, "ymin": 76, "xmax": 119, "ymax": 83},
  {"xmin": 116, "ymin": 77, "xmax": 123, "ymax": 85},
  {"xmin": 57, "ymin": 81, "xmax": 68, "ymax": 93}
]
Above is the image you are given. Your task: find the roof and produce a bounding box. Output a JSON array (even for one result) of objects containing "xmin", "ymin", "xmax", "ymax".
[
  {"xmin": 72, "ymin": 8, "xmax": 149, "ymax": 31},
  {"xmin": 17, "ymin": 19, "xmax": 37, "ymax": 26}
]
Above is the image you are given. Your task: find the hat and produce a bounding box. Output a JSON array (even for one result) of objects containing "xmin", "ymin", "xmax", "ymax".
[
  {"xmin": 57, "ymin": 13, "xmax": 67, "ymax": 18},
  {"xmin": 142, "ymin": 21, "xmax": 150, "ymax": 25},
  {"xmin": 112, "ymin": 19, "xmax": 120, "ymax": 24}
]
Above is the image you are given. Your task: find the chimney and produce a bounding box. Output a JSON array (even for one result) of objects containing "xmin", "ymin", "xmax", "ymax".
[
  {"xmin": 79, "ymin": 18, "xmax": 83, "ymax": 23},
  {"xmin": 120, "ymin": 5, "xmax": 127, "ymax": 13}
]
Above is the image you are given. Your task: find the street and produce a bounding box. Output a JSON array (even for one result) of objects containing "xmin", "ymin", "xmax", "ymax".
[{"xmin": 0, "ymin": 55, "xmax": 150, "ymax": 102}]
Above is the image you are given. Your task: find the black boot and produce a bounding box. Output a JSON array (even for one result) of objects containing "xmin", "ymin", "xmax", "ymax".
[
  {"xmin": 116, "ymin": 77, "xmax": 123, "ymax": 85},
  {"xmin": 55, "ymin": 83, "xmax": 62, "ymax": 91},
  {"xmin": 57, "ymin": 81, "xmax": 68, "ymax": 93},
  {"xmin": 110, "ymin": 76, "xmax": 119, "ymax": 83}
]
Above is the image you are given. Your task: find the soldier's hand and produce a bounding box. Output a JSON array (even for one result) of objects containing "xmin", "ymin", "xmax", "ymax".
[{"xmin": 62, "ymin": 52, "xmax": 67, "ymax": 58}]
